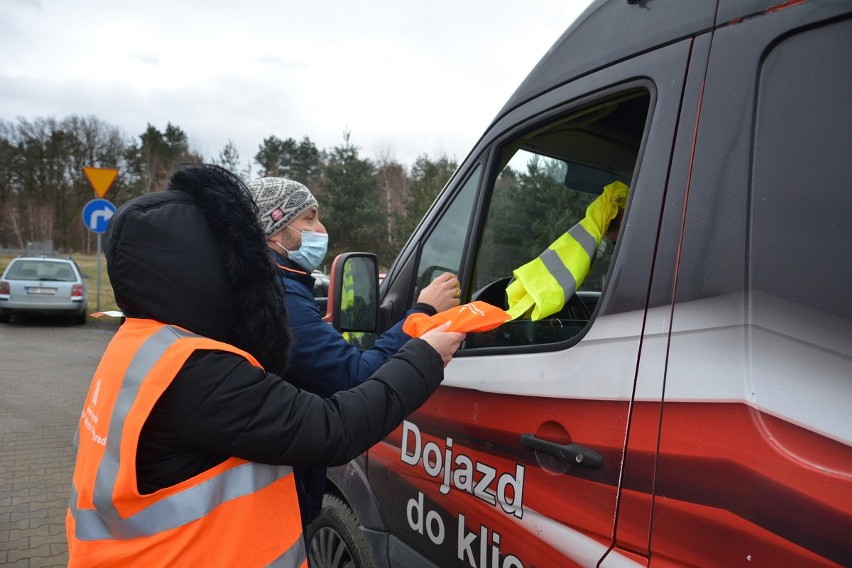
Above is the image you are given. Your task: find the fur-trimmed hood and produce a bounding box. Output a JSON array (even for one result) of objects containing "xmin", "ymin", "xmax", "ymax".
[{"xmin": 105, "ymin": 164, "xmax": 290, "ymax": 374}]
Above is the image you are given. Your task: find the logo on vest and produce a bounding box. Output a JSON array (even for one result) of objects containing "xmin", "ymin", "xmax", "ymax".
[
  {"xmin": 82, "ymin": 379, "xmax": 107, "ymax": 446},
  {"xmin": 458, "ymin": 303, "xmax": 486, "ymax": 317},
  {"xmin": 91, "ymin": 379, "xmax": 101, "ymax": 405}
]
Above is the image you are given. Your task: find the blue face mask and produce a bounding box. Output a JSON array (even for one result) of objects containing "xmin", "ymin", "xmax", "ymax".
[{"xmin": 277, "ymin": 228, "xmax": 328, "ymax": 271}]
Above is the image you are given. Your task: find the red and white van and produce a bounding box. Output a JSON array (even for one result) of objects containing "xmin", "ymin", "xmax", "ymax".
[{"xmin": 312, "ymin": 1, "xmax": 852, "ymax": 566}]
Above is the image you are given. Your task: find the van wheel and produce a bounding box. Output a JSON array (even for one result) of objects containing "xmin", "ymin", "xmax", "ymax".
[{"xmin": 306, "ymin": 493, "xmax": 374, "ymax": 568}]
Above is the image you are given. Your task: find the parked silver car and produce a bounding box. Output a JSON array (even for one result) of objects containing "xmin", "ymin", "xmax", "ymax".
[
  {"xmin": 0, "ymin": 257, "xmax": 88, "ymax": 324},
  {"xmin": 311, "ymin": 270, "xmax": 330, "ymax": 298}
]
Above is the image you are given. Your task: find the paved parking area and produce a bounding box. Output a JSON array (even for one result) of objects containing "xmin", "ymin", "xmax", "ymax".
[{"xmin": 0, "ymin": 318, "xmax": 117, "ymax": 567}]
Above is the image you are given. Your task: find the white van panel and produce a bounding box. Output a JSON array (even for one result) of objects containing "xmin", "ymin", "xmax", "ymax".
[{"xmin": 442, "ymin": 315, "xmax": 642, "ymax": 401}]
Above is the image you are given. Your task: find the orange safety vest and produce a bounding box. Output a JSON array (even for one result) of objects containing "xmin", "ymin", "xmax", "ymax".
[
  {"xmin": 66, "ymin": 318, "xmax": 307, "ymax": 568},
  {"xmin": 402, "ymin": 301, "xmax": 511, "ymax": 337}
]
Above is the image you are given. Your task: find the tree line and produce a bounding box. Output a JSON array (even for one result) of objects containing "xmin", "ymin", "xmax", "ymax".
[{"xmin": 0, "ymin": 115, "xmax": 458, "ymax": 269}]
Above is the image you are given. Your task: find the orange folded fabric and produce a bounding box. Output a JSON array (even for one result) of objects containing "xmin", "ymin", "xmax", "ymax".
[{"xmin": 403, "ymin": 301, "xmax": 511, "ymax": 337}]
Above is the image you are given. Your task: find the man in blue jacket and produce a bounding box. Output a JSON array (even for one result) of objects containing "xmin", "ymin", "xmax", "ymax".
[{"xmin": 247, "ymin": 177, "xmax": 461, "ymax": 527}]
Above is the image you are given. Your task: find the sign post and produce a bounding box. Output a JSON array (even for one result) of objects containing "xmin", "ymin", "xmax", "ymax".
[{"xmin": 81, "ymin": 167, "xmax": 119, "ymax": 312}]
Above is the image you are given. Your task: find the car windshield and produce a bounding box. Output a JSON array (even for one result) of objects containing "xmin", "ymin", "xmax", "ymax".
[{"xmin": 6, "ymin": 261, "xmax": 76, "ymax": 282}]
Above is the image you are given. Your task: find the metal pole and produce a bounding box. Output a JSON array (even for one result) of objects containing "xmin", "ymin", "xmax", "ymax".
[{"xmin": 96, "ymin": 233, "xmax": 102, "ymax": 312}]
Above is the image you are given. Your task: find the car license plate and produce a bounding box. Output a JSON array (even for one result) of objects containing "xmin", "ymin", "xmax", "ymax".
[{"xmin": 26, "ymin": 287, "xmax": 57, "ymax": 295}]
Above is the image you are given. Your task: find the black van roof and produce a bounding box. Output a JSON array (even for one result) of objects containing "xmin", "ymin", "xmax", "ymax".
[{"xmin": 498, "ymin": 0, "xmax": 797, "ymax": 116}]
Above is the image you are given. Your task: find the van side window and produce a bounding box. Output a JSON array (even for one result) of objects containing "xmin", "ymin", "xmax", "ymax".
[
  {"xmin": 466, "ymin": 92, "xmax": 650, "ymax": 349},
  {"xmin": 413, "ymin": 166, "xmax": 481, "ymax": 299}
]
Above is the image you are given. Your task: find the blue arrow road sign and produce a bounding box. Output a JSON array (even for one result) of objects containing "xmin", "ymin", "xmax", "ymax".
[{"xmin": 82, "ymin": 199, "xmax": 116, "ymax": 234}]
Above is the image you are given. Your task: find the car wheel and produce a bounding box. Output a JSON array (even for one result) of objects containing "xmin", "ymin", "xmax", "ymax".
[
  {"xmin": 0, "ymin": 313, "xmax": 9, "ymax": 323},
  {"xmin": 74, "ymin": 313, "xmax": 86, "ymax": 325},
  {"xmin": 306, "ymin": 493, "xmax": 374, "ymax": 568}
]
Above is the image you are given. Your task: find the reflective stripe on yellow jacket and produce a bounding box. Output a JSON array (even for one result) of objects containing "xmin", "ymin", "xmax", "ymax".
[
  {"xmin": 66, "ymin": 318, "xmax": 307, "ymax": 568},
  {"xmin": 340, "ymin": 264, "xmax": 356, "ymax": 341},
  {"xmin": 506, "ymin": 180, "xmax": 629, "ymax": 321},
  {"xmin": 341, "ymin": 264, "xmax": 356, "ymax": 312}
]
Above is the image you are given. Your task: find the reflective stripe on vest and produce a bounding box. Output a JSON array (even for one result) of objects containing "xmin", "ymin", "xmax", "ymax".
[
  {"xmin": 506, "ymin": 180, "xmax": 629, "ymax": 321},
  {"xmin": 71, "ymin": 461, "xmax": 290, "ymax": 540},
  {"xmin": 341, "ymin": 265, "xmax": 355, "ymax": 311},
  {"xmin": 67, "ymin": 319, "xmax": 307, "ymax": 567},
  {"xmin": 340, "ymin": 261, "xmax": 357, "ymax": 341}
]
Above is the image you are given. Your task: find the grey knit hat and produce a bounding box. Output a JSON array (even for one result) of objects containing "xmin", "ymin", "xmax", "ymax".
[{"xmin": 247, "ymin": 177, "xmax": 318, "ymax": 238}]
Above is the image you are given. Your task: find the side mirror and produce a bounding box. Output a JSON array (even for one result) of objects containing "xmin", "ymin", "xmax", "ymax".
[{"xmin": 328, "ymin": 252, "xmax": 379, "ymax": 333}]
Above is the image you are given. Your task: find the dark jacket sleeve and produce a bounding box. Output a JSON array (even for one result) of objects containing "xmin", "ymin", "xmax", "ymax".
[
  {"xmin": 169, "ymin": 337, "xmax": 443, "ymax": 467},
  {"xmin": 283, "ymin": 276, "xmax": 435, "ymax": 397}
]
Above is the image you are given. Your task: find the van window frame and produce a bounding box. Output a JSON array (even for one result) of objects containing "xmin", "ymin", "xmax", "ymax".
[
  {"xmin": 456, "ymin": 82, "xmax": 658, "ymax": 355},
  {"xmin": 380, "ymin": 161, "xmax": 486, "ymax": 331}
]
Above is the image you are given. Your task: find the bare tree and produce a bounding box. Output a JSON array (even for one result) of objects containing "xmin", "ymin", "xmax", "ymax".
[{"xmin": 375, "ymin": 144, "xmax": 409, "ymax": 259}]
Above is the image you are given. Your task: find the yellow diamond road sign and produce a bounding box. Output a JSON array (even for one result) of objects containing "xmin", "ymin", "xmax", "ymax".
[{"xmin": 82, "ymin": 167, "xmax": 118, "ymax": 198}]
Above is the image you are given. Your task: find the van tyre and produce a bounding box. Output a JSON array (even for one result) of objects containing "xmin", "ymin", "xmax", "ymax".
[{"xmin": 306, "ymin": 493, "xmax": 374, "ymax": 568}]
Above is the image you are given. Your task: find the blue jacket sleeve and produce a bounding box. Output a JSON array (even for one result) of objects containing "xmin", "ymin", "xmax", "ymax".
[{"xmin": 282, "ymin": 277, "xmax": 428, "ymax": 397}]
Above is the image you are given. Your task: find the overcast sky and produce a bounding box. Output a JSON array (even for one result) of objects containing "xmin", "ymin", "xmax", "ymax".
[{"xmin": 0, "ymin": 1, "xmax": 594, "ymax": 171}]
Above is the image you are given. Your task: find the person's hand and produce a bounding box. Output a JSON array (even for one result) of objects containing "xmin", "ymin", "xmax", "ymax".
[
  {"xmin": 417, "ymin": 272, "xmax": 461, "ymax": 312},
  {"xmin": 606, "ymin": 208, "xmax": 624, "ymax": 243},
  {"xmin": 420, "ymin": 322, "xmax": 465, "ymax": 367}
]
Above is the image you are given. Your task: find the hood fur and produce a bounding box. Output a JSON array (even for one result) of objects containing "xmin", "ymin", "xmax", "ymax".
[{"xmin": 105, "ymin": 164, "xmax": 290, "ymax": 375}]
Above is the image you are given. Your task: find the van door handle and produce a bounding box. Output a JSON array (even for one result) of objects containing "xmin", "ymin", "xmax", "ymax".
[{"xmin": 520, "ymin": 433, "xmax": 604, "ymax": 469}]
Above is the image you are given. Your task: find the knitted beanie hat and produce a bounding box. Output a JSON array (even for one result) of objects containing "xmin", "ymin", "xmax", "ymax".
[{"xmin": 247, "ymin": 177, "xmax": 318, "ymax": 238}]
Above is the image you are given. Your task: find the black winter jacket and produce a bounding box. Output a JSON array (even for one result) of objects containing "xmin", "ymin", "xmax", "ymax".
[
  {"xmin": 101, "ymin": 165, "xmax": 444, "ymax": 494},
  {"xmin": 135, "ymin": 339, "xmax": 441, "ymax": 493}
]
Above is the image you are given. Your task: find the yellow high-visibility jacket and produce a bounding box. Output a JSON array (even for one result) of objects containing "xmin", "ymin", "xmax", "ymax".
[{"xmin": 506, "ymin": 181, "xmax": 629, "ymax": 321}]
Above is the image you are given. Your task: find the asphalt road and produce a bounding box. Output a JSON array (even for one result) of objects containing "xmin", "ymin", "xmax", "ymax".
[{"xmin": 0, "ymin": 317, "xmax": 118, "ymax": 567}]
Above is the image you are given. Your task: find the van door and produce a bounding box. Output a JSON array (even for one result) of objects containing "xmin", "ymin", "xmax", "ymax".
[
  {"xmin": 367, "ymin": 38, "xmax": 698, "ymax": 567},
  {"xmin": 646, "ymin": 6, "xmax": 852, "ymax": 565}
]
